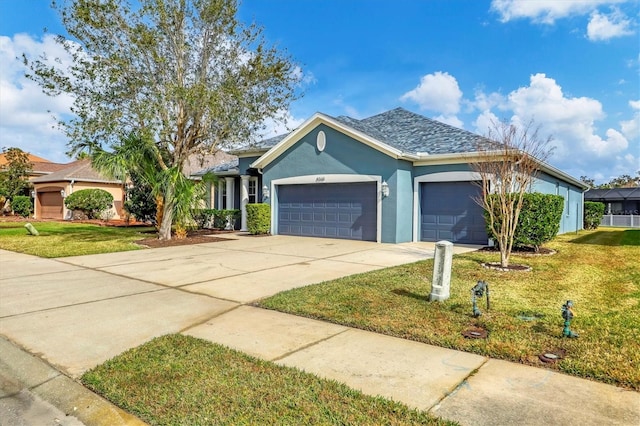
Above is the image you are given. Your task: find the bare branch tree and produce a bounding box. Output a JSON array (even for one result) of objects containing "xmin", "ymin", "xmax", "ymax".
[{"xmin": 471, "ymin": 119, "xmax": 554, "ymax": 268}]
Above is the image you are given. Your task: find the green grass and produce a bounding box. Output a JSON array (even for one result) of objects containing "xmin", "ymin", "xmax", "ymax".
[
  {"xmin": 0, "ymin": 221, "xmax": 153, "ymax": 257},
  {"xmin": 258, "ymin": 228, "xmax": 640, "ymax": 390},
  {"xmin": 81, "ymin": 334, "xmax": 453, "ymax": 426}
]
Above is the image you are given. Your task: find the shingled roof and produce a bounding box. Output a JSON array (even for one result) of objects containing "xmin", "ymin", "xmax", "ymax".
[
  {"xmin": 30, "ymin": 159, "xmax": 121, "ymax": 184},
  {"xmin": 235, "ymin": 107, "xmax": 489, "ymax": 156}
]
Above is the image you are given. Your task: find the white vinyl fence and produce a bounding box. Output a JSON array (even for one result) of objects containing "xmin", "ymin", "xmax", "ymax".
[{"xmin": 600, "ymin": 214, "xmax": 640, "ymax": 228}]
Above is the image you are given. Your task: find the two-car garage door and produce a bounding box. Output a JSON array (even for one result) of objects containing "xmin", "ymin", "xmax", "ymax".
[
  {"xmin": 277, "ymin": 182, "xmax": 377, "ymax": 241},
  {"xmin": 420, "ymin": 181, "xmax": 487, "ymax": 245},
  {"xmin": 275, "ymin": 180, "xmax": 486, "ymax": 244}
]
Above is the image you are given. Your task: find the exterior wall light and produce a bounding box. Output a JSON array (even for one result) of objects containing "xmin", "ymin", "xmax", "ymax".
[
  {"xmin": 60, "ymin": 189, "xmax": 66, "ymax": 198},
  {"xmin": 262, "ymin": 185, "xmax": 270, "ymax": 199},
  {"xmin": 381, "ymin": 181, "xmax": 390, "ymax": 198},
  {"xmin": 30, "ymin": 190, "xmax": 36, "ymax": 198}
]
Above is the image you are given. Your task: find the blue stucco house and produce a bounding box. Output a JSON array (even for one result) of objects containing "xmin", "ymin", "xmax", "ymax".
[{"xmin": 196, "ymin": 108, "xmax": 587, "ymax": 244}]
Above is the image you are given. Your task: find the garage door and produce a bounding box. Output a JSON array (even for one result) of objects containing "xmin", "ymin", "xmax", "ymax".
[
  {"xmin": 420, "ymin": 181, "xmax": 487, "ymax": 245},
  {"xmin": 39, "ymin": 192, "xmax": 63, "ymax": 219},
  {"xmin": 278, "ymin": 182, "xmax": 377, "ymax": 241}
]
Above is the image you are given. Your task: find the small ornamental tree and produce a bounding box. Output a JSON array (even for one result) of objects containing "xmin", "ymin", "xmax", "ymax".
[
  {"xmin": 64, "ymin": 188, "xmax": 113, "ymax": 219},
  {"xmin": 471, "ymin": 119, "xmax": 554, "ymax": 268},
  {"xmin": 584, "ymin": 201, "xmax": 605, "ymax": 230}
]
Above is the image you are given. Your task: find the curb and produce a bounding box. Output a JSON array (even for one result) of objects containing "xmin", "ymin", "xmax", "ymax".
[{"xmin": 0, "ymin": 336, "xmax": 147, "ymax": 426}]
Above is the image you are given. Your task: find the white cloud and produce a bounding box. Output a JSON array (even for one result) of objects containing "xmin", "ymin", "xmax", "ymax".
[
  {"xmin": 473, "ymin": 109, "xmax": 500, "ymax": 135},
  {"xmin": 587, "ymin": 9, "xmax": 635, "ymax": 41},
  {"xmin": 400, "ymin": 71, "xmax": 462, "ymax": 117},
  {"xmin": 259, "ymin": 109, "xmax": 305, "ymax": 139},
  {"xmin": 434, "ymin": 115, "xmax": 463, "ymax": 128},
  {"xmin": 620, "ymin": 99, "xmax": 640, "ymax": 141},
  {"xmin": 506, "ymin": 73, "xmax": 628, "ymax": 158},
  {"xmin": 0, "ymin": 34, "xmax": 74, "ymax": 162},
  {"xmin": 490, "ymin": 0, "xmax": 626, "ymax": 24}
]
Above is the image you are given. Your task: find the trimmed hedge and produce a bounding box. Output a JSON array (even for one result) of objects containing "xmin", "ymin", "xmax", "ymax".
[
  {"xmin": 514, "ymin": 193, "xmax": 564, "ymax": 250},
  {"xmin": 485, "ymin": 192, "xmax": 564, "ymax": 251},
  {"xmin": 246, "ymin": 203, "xmax": 270, "ymax": 235},
  {"xmin": 12, "ymin": 195, "xmax": 33, "ymax": 218},
  {"xmin": 584, "ymin": 201, "xmax": 605, "ymax": 230},
  {"xmin": 64, "ymin": 189, "xmax": 113, "ymax": 219}
]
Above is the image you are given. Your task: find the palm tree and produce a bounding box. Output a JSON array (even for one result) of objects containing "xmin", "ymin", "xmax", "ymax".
[{"xmin": 92, "ymin": 134, "xmax": 205, "ymax": 239}]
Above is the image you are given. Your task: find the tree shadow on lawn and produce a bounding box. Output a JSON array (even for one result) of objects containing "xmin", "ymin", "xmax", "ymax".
[{"xmin": 567, "ymin": 230, "xmax": 639, "ymax": 246}]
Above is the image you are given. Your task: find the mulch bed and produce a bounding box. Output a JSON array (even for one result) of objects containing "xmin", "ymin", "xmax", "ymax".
[
  {"xmin": 135, "ymin": 229, "xmax": 235, "ymax": 248},
  {"xmin": 478, "ymin": 246, "xmax": 556, "ymax": 256},
  {"xmin": 477, "ymin": 246, "xmax": 556, "ymax": 272}
]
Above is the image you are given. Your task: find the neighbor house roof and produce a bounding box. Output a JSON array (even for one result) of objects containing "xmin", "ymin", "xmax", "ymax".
[
  {"xmin": 31, "ymin": 159, "xmax": 122, "ymax": 184},
  {"xmin": 183, "ymin": 151, "xmax": 237, "ymax": 177},
  {"xmin": 0, "ymin": 152, "xmax": 51, "ymax": 166},
  {"xmin": 192, "ymin": 157, "xmax": 240, "ymax": 176},
  {"xmin": 585, "ymin": 187, "xmax": 640, "ymax": 201}
]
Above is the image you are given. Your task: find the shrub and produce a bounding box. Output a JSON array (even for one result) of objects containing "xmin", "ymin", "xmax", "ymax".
[
  {"xmin": 64, "ymin": 189, "xmax": 113, "ymax": 219},
  {"xmin": 584, "ymin": 201, "xmax": 605, "ymax": 230},
  {"xmin": 124, "ymin": 177, "xmax": 157, "ymax": 224},
  {"xmin": 192, "ymin": 208, "xmax": 241, "ymax": 229},
  {"xmin": 514, "ymin": 193, "xmax": 564, "ymax": 251},
  {"xmin": 12, "ymin": 195, "xmax": 33, "ymax": 218},
  {"xmin": 215, "ymin": 209, "xmax": 240, "ymax": 229},
  {"xmin": 485, "ymin": 192, "xmax": 564, "ymax": 252},
  {"xmin": 246, "ymin": 203, "xmax": 270, "ymax": 234},
  {"xmin": 194, "ymin": 208, "xmax": 217, "ymax": 229}
]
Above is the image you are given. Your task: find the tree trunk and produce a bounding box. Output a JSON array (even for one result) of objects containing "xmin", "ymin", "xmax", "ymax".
[
  {"xmin": 158, "ymin": 187, "xmax": 174, "ymax": 240},
  {"xmin": 500, "ymin": 249, "xmax": 509, "ymax": 268},
  {"xmin": 155, "ymin": 195, "xmax": 164, "ymax": 231}
]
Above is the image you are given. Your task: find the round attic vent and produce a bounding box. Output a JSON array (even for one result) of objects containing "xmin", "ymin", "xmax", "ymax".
[{"xmin": 316, "ymin": 131, "xmax": 326, "ymax": 152}]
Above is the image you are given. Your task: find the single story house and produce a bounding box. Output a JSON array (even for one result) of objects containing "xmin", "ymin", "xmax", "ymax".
[
  {"xmin": 195, "ymin": 107, "xmax": 587, "ymax": 244},
  {"xmin": 584, "ymin": 187, "xmax": 640, "ymax": 215},
  {"xmin": 31, "ymin": 159, "xmax": 125, "ymax": 220}
]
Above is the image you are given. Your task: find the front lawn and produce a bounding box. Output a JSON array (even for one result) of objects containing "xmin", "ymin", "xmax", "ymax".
[
  {"xmin": 0, "ymin": 221, "xmax": 154, "ymax": 257},
  {"xmin": 258, "ymin": 228, "xmax": 640, "ymax": 390},
  {"xmin": 82, "ymin": 334, "xmax": 452, "ymax": 425}
]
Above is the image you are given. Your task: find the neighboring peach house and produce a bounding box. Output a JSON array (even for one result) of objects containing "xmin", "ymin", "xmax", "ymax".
[
  {"xmin": 30, "ymin": 159, "xmax": 125, "ymax": 220},
  {"xmin": 6, "ymin": 150, "xmax": 233, "ymax": 220}
]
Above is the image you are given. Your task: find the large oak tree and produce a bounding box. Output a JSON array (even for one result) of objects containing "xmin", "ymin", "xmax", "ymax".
[{"xmin": 25, "ymin": 0, "xmax": 300, "ymax": 239}]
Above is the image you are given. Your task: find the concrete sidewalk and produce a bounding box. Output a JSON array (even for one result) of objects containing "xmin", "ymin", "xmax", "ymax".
[{"xmin": 1, "ymin": 237, "xmax": 639, "ymax": 425}]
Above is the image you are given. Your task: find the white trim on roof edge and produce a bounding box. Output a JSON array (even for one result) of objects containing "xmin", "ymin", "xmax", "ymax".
[{"xmin": 250, "ymin": 113, "xmax": 410, "ymax": 170}]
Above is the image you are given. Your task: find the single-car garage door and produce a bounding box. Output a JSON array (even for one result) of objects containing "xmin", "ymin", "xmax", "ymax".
[
  {"xmin": 278, "ymin": 182, "xmax": 377, "ymax": 241},
  {"xmin": 39, "ymin": 191, "xmax": 64, "ymax": 219},
  {"xmin": 420, "ymin": 181, "xmax": 487, "ymax": 245}
]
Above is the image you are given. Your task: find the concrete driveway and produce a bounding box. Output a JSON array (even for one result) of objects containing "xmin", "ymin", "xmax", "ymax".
[
  {"xmin": 2, "ymin": 236, "xmax": 638, "ymax": 426},
  {"xmin": 0, "ymin": 235, "xmax": 442, "ymax": 377}
]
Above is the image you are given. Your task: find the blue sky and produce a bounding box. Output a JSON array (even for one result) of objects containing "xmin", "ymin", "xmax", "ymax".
[{"xmin": 0, "ymin": 0, "xmax": 638, "ymax": 184}]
